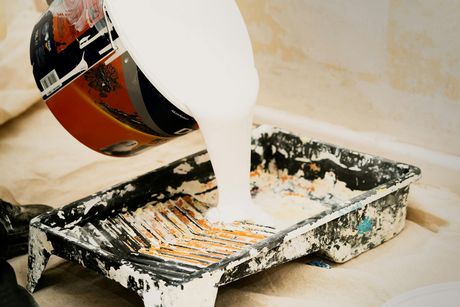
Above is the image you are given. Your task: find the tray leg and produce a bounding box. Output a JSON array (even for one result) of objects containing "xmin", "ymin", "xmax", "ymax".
[
  {"xmin": 27, "ymin": 226, "xmax": 52, "ymax": 292},
  {"xmin": 142, "ymin": 282, "xmax": 218, "ymax": 307}
]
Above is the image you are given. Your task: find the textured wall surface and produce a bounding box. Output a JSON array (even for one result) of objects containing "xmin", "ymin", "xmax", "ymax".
[{"xmin": 237, "ymin": 0, "xmax": 460, "ymax": 154}]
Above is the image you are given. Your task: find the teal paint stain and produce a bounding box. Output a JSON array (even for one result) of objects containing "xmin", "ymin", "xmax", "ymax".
[
  {"xmin": 357, "ymin": 217, "xmax": 373, "ymax": 234},
  {"xmin": 307, "ymin": 260, "xmax": 331, "ymax": 269}
]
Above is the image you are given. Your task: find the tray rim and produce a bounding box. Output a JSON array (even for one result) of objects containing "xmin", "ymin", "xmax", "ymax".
[{"xmin": 29, "ymin": 124, "xmax": 422, "ymax": 284}]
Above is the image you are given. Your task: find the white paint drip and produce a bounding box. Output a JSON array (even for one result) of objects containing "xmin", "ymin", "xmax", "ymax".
[{"xmin": 106, "ymin": 1, "xmax": 261, "ymax": 225}]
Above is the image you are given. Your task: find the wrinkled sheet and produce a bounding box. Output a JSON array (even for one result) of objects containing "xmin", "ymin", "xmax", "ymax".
[
  {"xmin": 1, "ymin": 103, "xmax": 459, "ymax": 307},
  {"xmin": 0, "ymin": 0, "xmax": 46, "ymax": 125}
]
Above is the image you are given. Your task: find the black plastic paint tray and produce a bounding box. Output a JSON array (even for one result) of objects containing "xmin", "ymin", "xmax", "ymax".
[{"xmin": 27, "ymin": 125, "xmax": 421, "ymax": 306}]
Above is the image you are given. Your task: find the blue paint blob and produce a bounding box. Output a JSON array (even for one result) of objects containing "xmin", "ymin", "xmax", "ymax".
[
  {"xmin": 307, "ymin": 260, "xmax": 332, "ymax": 269},
  {"xmin": 357, "ymin": 217, "xmax": 373, "ymax": 234}
]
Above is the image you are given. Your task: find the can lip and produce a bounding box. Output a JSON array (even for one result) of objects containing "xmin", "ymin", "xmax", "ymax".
[{"xmin": 104, "ymin": 0, "xmax": 257, "ymax": 118}]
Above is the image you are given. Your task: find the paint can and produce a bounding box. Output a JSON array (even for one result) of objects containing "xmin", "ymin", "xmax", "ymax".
[{"xmin": 30, "ymin": 0, "xmax": 198, "ymax": 156}]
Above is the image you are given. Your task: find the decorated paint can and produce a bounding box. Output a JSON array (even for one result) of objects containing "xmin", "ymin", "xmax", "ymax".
[{"xmin": 30, "ymin": 0, "xmax": 198, "ymax": 156}]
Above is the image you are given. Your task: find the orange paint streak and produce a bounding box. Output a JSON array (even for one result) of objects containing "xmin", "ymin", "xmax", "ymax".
[{"xmin": 131, "ymin": 196, "xmax": 272, "ymax": 268}]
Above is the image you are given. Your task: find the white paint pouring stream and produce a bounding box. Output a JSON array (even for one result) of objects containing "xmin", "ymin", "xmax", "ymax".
[{"xmin": 107, "ymin": 0, "xmax": 261, "ymax": 223}]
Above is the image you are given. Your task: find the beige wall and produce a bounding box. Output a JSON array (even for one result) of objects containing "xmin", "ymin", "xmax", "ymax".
[{"xmin": 237, "ymin": 0, "xmax": 460, "ymax": 154}]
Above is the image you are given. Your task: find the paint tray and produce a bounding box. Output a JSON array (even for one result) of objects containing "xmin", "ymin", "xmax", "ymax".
[{"xmin": 27, "ymin": 125, "xmax": 420, "ymax": 306}]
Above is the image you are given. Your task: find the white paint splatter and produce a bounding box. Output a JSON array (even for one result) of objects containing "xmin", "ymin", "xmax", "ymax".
[
  {"xmin": 63, "ymin": 217, "xmax": 83, "ymax": 229},
  {"xmin": 194, "ymin": 153, "xmax": 210, "ymax": 165},
  {"xmin": 120, "ymin": 184, "xmax": 136, "ymax": 196},
  {"xmin": 83, "ymin": 197, "xmax": 102, "ymax": 215},
  {"xmin": 173, "ymin": 162, "xmax": 193, "ymax": 174}
]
